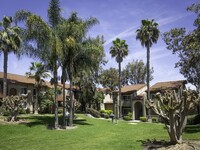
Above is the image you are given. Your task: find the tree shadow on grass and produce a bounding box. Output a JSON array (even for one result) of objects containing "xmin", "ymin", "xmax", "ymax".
[
  {"xmin": 18, "ymin": 115, "xmax": 93, "ymax": 128},
  {"xmin": 184, "ymin": 124, "xmax": 200, "ymax": 133},
  {"xmin": 137, "ymin": 139, "xmax": 171, "ymax": 150}
]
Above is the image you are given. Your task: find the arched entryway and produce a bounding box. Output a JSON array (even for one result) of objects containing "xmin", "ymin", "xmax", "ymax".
[
  {"xmin": 134, "ymin": 101, "xmax": 143, "ymax": 120},
  {"xmin": 10, "ymin": 88, "xmax": 17, "ymax": 96}
]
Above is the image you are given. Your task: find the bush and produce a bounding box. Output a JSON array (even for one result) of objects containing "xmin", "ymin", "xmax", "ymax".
[
  {"xmin": 152, "ymin": 117, "xmax": 158, "ymax": 123},
  {"xmin": 123, "ymin": 116, "xmax": 132, "ymax": 121},
  {"xmin": 3, "ymin": 110, "xmax": 10, "ymax": 116},
  {"xmin": 99, "ymin": 110, "xmax": 113, "ymax": 118},
  {"xmin": 140, "ymin": 116, "xmax": 147, "ymax": 122},
  {"xmin": 58, "ymin": 109, "xmax": 63, "ymax": 114},
  {"xmin": 19, "ymin": 108, "xmax": 26, "ymax": 114},
  {"xmin": 87, "ymin": 108, "xmax": 101, "ymax": 118},
  {"xmin": 127, "ymin": 112, "xmax": 132, "ymax": 117},
  {"xmin": 187, "ymin": 114, "xmax": 200, "ymax": 125}
]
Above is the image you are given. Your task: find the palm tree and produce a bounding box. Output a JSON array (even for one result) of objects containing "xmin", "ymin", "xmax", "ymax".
[
  {"xmin": 110, "ymin": 38, "xmax": 128, "ymax": 119},
  {"xmin": 26, "ymin": 62, "xmax": 50, "ymax": 114},
  {"xmin": 56, "ymin": 12, "xmax": 99, "ymax": 126},
  {"xmin": 0, "ymin": 16, "xmax": 22, "ymax": 97},
  {"xmin": 136, "ymin": 19, "xmax": 159, "ymax": 118},
  {"xmin": 14, "ymin": 0, "xmax": 62, "ymax": 128}
]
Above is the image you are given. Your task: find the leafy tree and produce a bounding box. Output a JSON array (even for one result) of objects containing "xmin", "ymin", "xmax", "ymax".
[
  {"xmin": 136, "ymin": 19, "xmax": 159, "ymax": 102},
  {"xmin": 26, "ymin": 62, "xmax": 50, "ymax": 114},
  {"xmin": 0, "ymin": 16, "xmax": 22, "ymax": 97},
  {"xmin": 147, "ymin": 90, "xmax": 199, "ymax": 144},
  {"xmin": 110, "ymin": 38, "xmax": 128, "ymax": 118},
  {"xmin": 0, "ymin": 94, "xmax": 28, "ymax": 121},
  {"xmin": 122, "ymin": 59, "xmax": 154, "ymax": 86},
  {"xmin": 75, "ymin": 36, "xmax": 105, "ymax": 112},
  {"xmin": 39, "ymin": 88, "xmax": 54, "ymax": 114},
  {"xmin": 163, "ymin": 3, "xmax": 200, "ymax": 93}
]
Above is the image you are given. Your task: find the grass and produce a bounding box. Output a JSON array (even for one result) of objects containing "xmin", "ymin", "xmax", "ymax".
[{"xmin": 0, "ymin": 114, "xmax": 200, "ymax": 150}]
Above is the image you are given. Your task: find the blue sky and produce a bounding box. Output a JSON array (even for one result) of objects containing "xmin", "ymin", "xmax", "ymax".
[{"xmin": 0, "ymin": 0, "xmax": 199, "ymax": 87}]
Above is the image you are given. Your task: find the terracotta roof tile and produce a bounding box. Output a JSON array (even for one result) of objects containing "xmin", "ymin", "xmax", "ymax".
[
  {"xmin": 150, "ymin": 80, "xmax": 187, "ymax": 92},
  {"xmin": 117, "ymin": 84, "xmax": 146, "ymax": 93},
  {"xmin": 0, "ymin": 72, "xmax": 36, "ymax": 85}
]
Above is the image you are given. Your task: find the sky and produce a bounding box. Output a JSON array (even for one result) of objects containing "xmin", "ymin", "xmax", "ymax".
[{"xmin": 0, "ymin": 0, "xmax": 199, "ymax": 87}]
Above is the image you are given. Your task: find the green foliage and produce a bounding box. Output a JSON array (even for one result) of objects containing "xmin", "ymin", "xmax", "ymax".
[
  {"xmin": 58, "ymin": 108, "xmax": 63, "ymax": 114},
  {"xmin": 99, "ymin": 109, "xmax": 113, "ymax": 118},
  {"xmin": 87, "ymin": 108, "xmax": 100, "ymax": 118},
  {"xmin": 163, "ymin": 3, "xmax": 200, "ymax": 90},
  {"xmin": 127, "ymin": 112, "xmax": 132, "ymax": 118},
  {"xmin": 152, "ymin": 117, "xmax": 158, "ymax": 123},
  {"xmin": 19, "ymin": 108, "xmax": 26, "ymax": 114},
  {"xmin": 100, "ymin": 67, "xmax": 118, "ymax": 91},
  {"xmin": 187, "ymin": 114, "xmax": 200, "ymax": 125},
  {"xmin": 122, "ymin": 59, "xmax": 154, "ymax": 86},
  {"xmin": 123, "ymin": 116, "xmax": 132, "ymax": 121},
  {"xmin": 140, "ymin": 116, "xmax": 147, "ymax": 122},
  {"xmin": 110, "ymin": 38, "xmax": 129, "ymax": 63}
]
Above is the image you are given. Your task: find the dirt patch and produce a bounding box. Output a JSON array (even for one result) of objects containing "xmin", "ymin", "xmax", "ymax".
[{"xmin": 142, "ymin": 140, "xmax": 200, "ymax": 150}]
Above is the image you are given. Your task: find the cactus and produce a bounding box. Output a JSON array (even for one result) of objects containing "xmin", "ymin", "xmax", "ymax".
[
  {"xmin": 146, "ymin": 90, "xmax": 199, "ymax": 144},
  {"xmin": 0, "ymin": 94, "xmax": 28, "ymax": 121}
]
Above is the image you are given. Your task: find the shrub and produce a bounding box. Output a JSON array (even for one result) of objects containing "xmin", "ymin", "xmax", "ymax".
[
  {"xmin": 87, "ymin": 108, "xmax": 101, "ymax": 118},
  {"xmin": 140, "ymin": 116, "xmax": 147, "ymax": 122},
  {"xmin": 124, "ymin": 116, "xmax": 132, "ymax": 121},
  {"xmin": 127, "ymin": 112, "xmax": 132, "ymax": 117},
  {"xmin": 58, "ymin": 109, "xmax": 63, "ymax": 114},
  {"xmin": 3, "ymin": 110, "xmax": 10, "ymax": 116},
  {"xmin": 99, "ymin": 110, "xmax": 113, "ymax": 118},
  {"xmin": 19, "ymin": 108, "xmax": 26, "ymax": 114},
  {"xmin": 152, "ymin": 117, "xmax": 158, "ymax": 123},
  {"xmin": 105, "ymin": 114, "xmax": 109, "ymax": 119}
]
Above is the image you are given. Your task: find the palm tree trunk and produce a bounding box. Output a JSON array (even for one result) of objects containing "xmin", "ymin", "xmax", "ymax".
[
  {"xmin": 34, "ymin": 87, "xmax": 39, "ymax": 114},
  {"xmin": 147, "ymin": 45, "xmax": 151, "ymax": 119},
  {"xmin": 53, "ymin": 69, "xmax": 59, "ymax": 129},
  {"xmin": 62, "ymin": 67, "xmax": 66, "ymax": 126},
  {"xmin": 119, "ymin": 61, "xmax": 122, "ymax": 119},
  {"xmin": 69, "ymin": 64, "xmax": 73, "ymax": 127},
  {"xmin": 3, "ymin": 50, "xmax": 8, "ymax": 98}
]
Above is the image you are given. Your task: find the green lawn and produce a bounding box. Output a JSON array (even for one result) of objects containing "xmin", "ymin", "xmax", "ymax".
[{"xmin": 0, "ymin": 114, "xmax": 199, "ymax": 150}]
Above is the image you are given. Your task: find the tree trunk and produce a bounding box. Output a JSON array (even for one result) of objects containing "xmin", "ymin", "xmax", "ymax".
[
  {"xmin": 34, "ymin": 87, "xmax": 39, "ymax": 114},
  {"xmin": 146, "ymin": 45, "xmax": 151, "ymax": 119},
  {"xmin": 69, "ymin": 65, "xmax": 73, "ymax": 127},
  {"xmin": 118, "ymin": 61, "xmax": 122, "ymax": 119},
  {"xmin": 3, "ymin": 50, "xmax": 8, "ymax": 98},
  {"xmin": 54, "ymin": 69, "xmax": 59, "ymax": 129},
  {"xmin": 167, "ymin": 110, "xmax": 183, "ymax": 144},
  {"xmin": 62, "ymin": 67, "xmax": 67, "ymax": 126}
]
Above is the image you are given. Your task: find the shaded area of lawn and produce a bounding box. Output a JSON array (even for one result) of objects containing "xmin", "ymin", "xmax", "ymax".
[{"xmin": 0, "ymin": 114, "xmax": 200, "ymax": 150}]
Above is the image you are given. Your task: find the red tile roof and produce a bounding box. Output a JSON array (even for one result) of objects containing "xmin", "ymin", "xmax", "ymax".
[
  {"xmin": 150, "ymin": 80, "xmax": 187, "ymax": 92},
  {"xmin": 114, "ymin": 84, "xmax": 146, "ymax": 93}
]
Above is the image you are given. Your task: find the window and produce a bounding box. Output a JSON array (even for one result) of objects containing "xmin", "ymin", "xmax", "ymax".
[
  {"xmin": 21, "ymin": 87, "xmax": 27, "ymax": 94},
  {"xmin": 123, "ymin": 95, "xmax": 131, "ymax": 101}
]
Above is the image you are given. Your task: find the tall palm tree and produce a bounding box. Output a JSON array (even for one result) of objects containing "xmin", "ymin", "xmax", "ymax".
[
  {"xmin": 14, "ymin": 0, "xmax": 62, "ymax": 128},
  {"xmin": 136, "ymin": 19, "xmax": 159, "ymax": 118},
  {"xmin": 26, "ymin": 62, "xmax": 50, "ymax": 114},
  {"xmin": 0, "ymin": 16, "xmax": 22, "ymax": 97},
  {"xmin": 110, "ymin": 38, "xmax": 128, "ymax": 119},
  {"xmin": 56, "ymin": 12, "xmax": 99, "ymax": 126}
]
